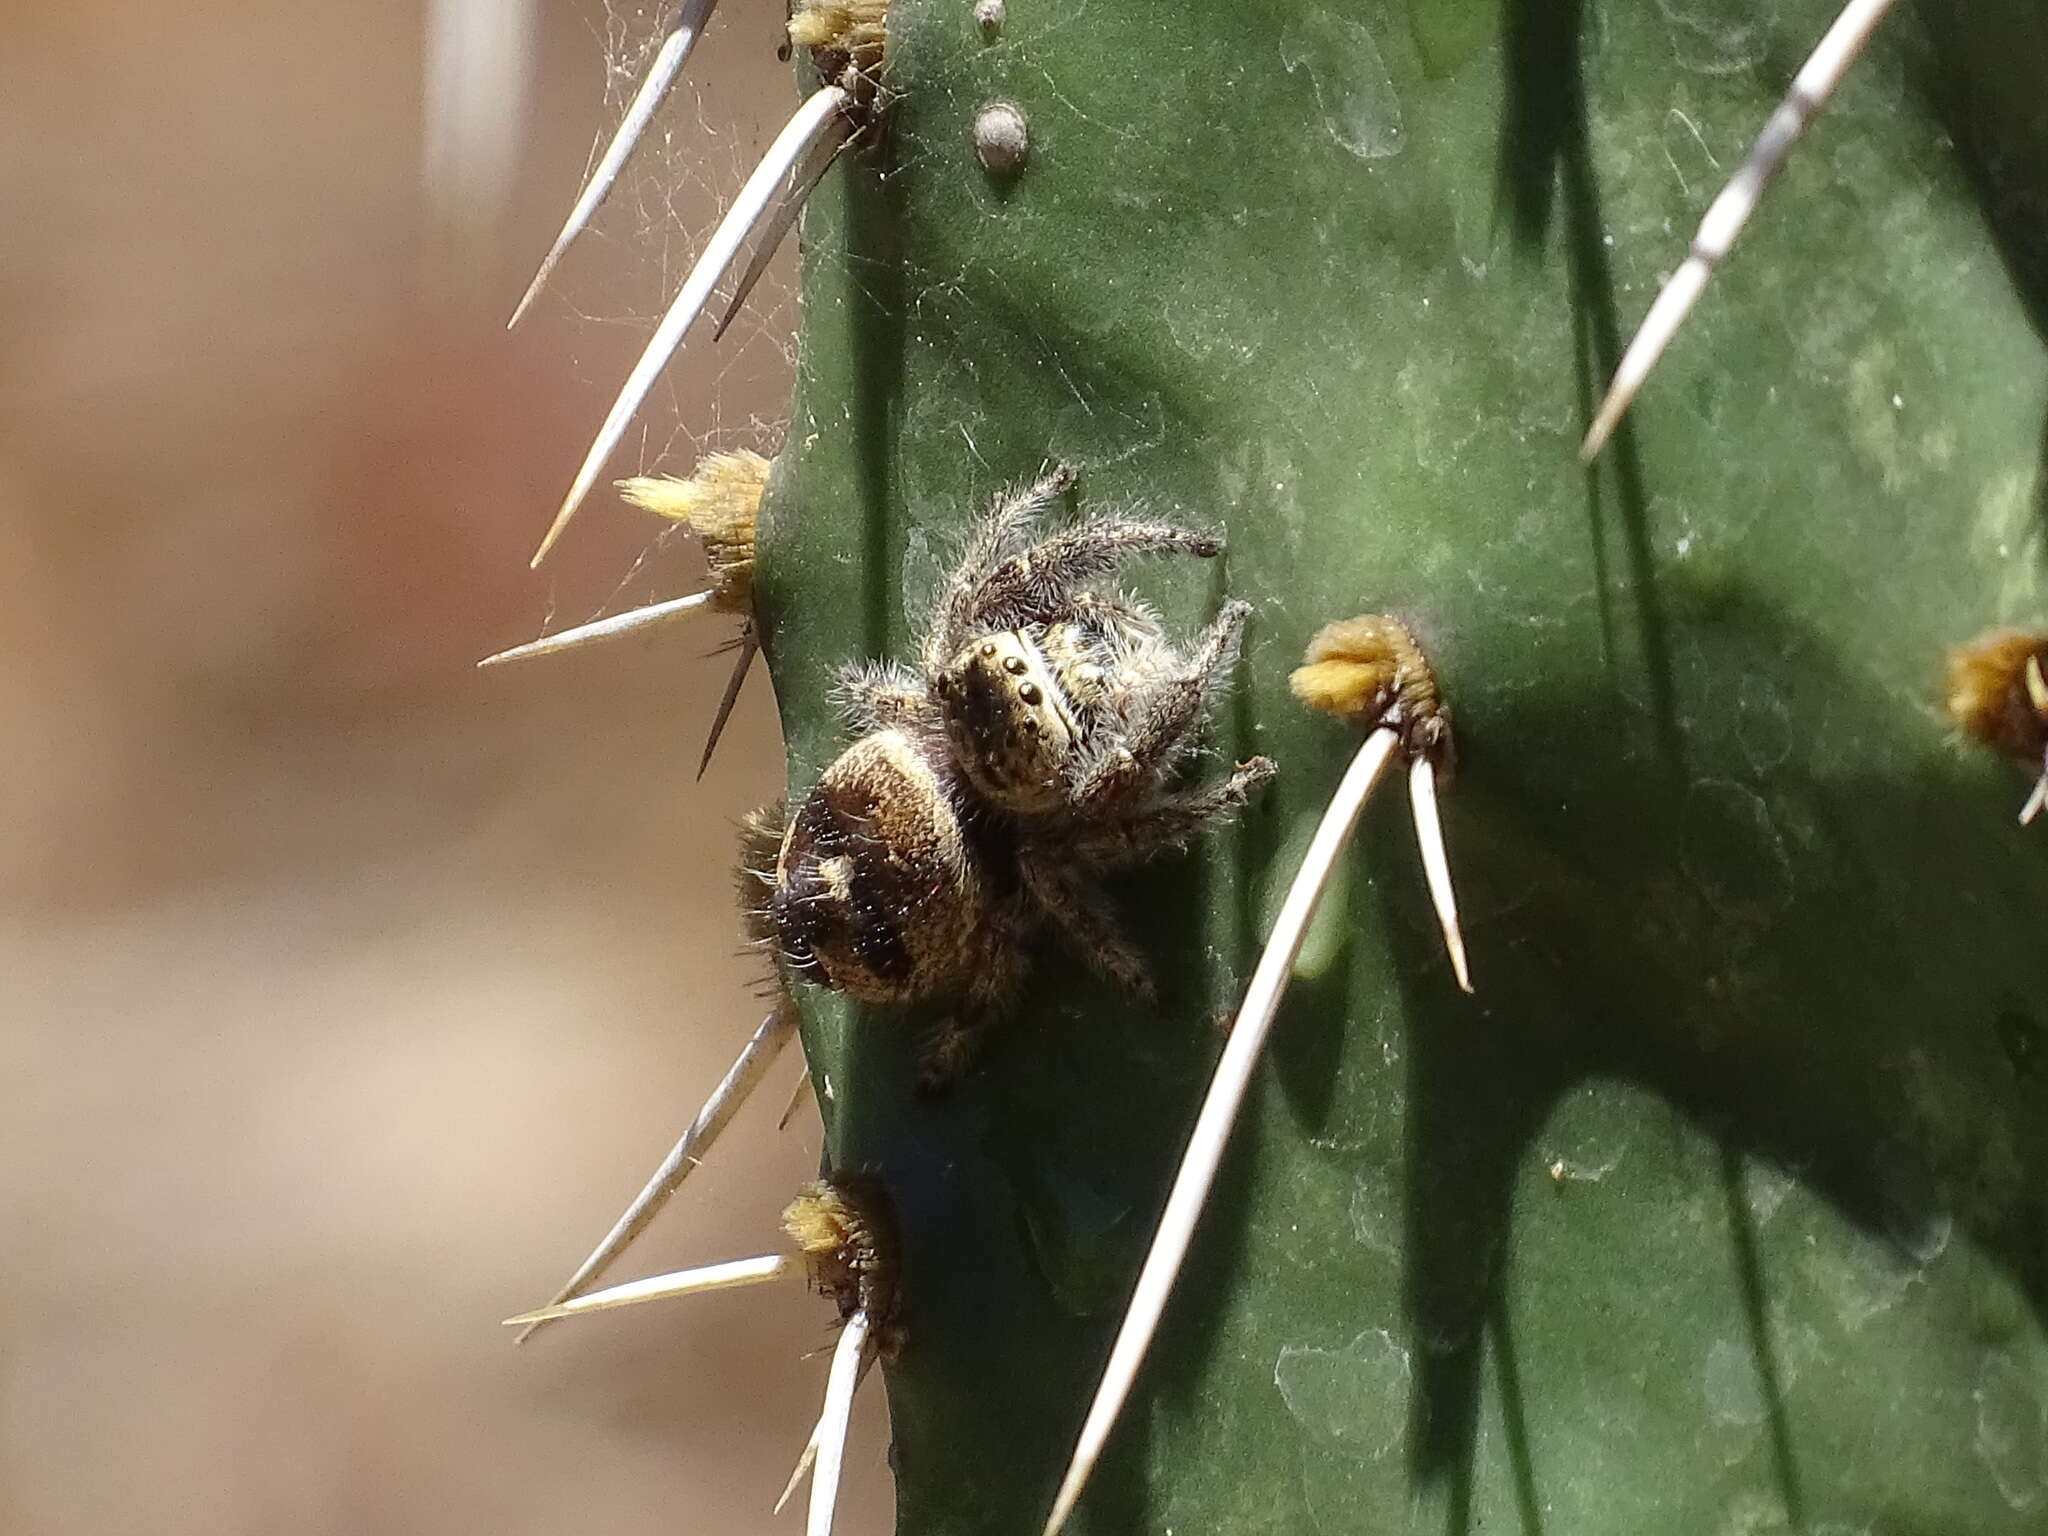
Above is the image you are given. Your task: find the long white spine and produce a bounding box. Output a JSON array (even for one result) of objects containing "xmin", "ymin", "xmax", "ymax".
[
  {"xmin": 1580, "ymin": 0, "xmax": 1900, "ymax": 460},
  {"xmin": 806, "ymin": 1309, "xmax": 873, "ymax": 1536},
  {"xmin": 515, "ymin": 1004, "xmax": 798, "ymax": 1343},
  {"xmin": 507, "ymin": 0, "xmax": 722, "ymax": 328},
  {"xmin": 502, "ymin": 1252, "xmax": 795, "ymax": 1325},
  {"xmin": 1406, "ymin": 754, "xmax": 1473, "ymax": 994},
  {"xmin": 476, "ymin": 589, "xmax": 716, "ymax": 668},
  {"xmin": 1041, "ymin": 727, "xmax": 1402, "ymax": 1536},
  {"xmin": 531, "ymin": 84, "xmax": 851, "ymax": 565}
]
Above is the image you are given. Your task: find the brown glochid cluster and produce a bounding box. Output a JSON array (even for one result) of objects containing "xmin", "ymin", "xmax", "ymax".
[
  {"xmin": 1946, "ymin": 627, "xmax": 2048, "ymax": 762},
  {"xmin": 789, "ymin": 0, "xmax": 891, "ymax": 81},
  {"xmin": 782, "ymin": 1174, "xmax": 904, "ymax": 1354}
]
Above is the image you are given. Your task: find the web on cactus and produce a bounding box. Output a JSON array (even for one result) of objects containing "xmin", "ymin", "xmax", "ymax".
[{"xmin": 528, "ymin": 0, "xmax": 801, "ymax": 624}]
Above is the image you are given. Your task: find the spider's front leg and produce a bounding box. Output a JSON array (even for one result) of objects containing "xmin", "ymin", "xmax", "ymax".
[
  {"xmin": 831, "ymin": 660, "xmax": 934, "ymax": 732},
  {"xmin": 1071, "ymin": 601, "xmax": 1252, "ymax": 813},
  {"xmin": 968, "ymin": 518, "xmax": 1222, "ymax": 632},
  {"xmin": 925, "ymin": 463, "xmax": 1079, "ymax": 670},
  {"xmin": 1070, "ymin": 757, "xmax": 1277, "ymax": 867}
]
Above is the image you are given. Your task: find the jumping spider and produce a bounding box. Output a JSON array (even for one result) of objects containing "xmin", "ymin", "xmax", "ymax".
[{"xmin": 768, "ymin": 464, "xmax": 1275, "ymax": 1084}]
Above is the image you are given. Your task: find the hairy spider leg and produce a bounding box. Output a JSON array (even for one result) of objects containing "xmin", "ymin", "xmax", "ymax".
[
  {"xmin": 831, "ymin": 659, "xmax": 932, "ymax": 732},
  {"xmin": 914, "ymin": 924, "xmax": 1028, "ymax": 1092},
  {"xmin": 1017, "ymin": 850, "xmax": 1156, "ymax": 1002},
  {"xmin": 1071, "ymin": 600, "xmax": 1251, "ymax": 811},
  {"xmin": 925, "ymin": 463, "xmax": 1080, "ymax": 669},
  {"xmin": 1066, "ymin": 757, "xmax": 1277, "ymax": 866},
  {"xmin": 965, "ymin": 520, "xmax": 1223, "ymax": 635}
]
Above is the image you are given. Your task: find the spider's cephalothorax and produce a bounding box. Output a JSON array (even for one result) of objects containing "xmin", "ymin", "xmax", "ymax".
[{"xmin": 769, "ymin": 465, "xmax": 1274, "ymax": 1082}]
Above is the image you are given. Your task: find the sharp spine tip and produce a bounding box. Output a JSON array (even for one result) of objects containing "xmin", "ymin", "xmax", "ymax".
[
  {"xmin": 513, "ymin": 1005, "xmax": 798, "ymax": 1344},
  {"xmin": 697, "ymin": 634, "xmax": 760, "ymax": 778},
  {"xmin": 1578, "ymin": 0, "xmax": 1897, "ymax": 461},
  {"xmin": 528, "ymin": 81, "xmax": 850, "ymax": 567},
  {"xmin": 476, "ymin": 590, "xmax": 718, "ymax": 669},
  {"xmin": 2020, "ymin": 773, "xmax": 2047, "ymax": 827},
  {"xmin": 503, "ymin": 1251, "xmax": 795, "ymax": 1328},
  {"xmin": 505, "ymin": 0, "xmax": 722, "ymax": 330},
  {"xmin": 1406, "ymin": 753, "xmax": 1473, "ymax": 994}
]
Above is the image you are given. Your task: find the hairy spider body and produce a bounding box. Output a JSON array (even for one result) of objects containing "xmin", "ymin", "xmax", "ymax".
[
  {"xmin": 768, "ymin": 465, "xmax": 1274, "ymax": 1080},
  {"xmin": 773, "ymin": 728, "xmax": 1005, "ymax": 1006}
]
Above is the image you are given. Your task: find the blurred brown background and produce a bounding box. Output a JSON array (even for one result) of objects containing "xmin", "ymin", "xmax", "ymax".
[{"xmin": 0, "ymin": 2, "xmax": 893, "ymax": 1530}]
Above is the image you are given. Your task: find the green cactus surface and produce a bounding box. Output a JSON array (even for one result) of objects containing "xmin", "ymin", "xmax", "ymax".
[{"xmin": 753, "ymin": 0, "xmax": 2048, "ymax": 1531}]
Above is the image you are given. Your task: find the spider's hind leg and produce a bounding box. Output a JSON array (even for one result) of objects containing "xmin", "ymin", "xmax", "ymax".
[
  {"xmin": 913, "ymin": 916, "xmax": 1029, "ymax": 1093},
  {"xmin": 1019, "ymin": 849, "xmax": 1157, "ymax": 1005}
]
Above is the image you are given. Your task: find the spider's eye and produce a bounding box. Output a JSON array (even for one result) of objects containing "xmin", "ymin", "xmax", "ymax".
[
  {"xmin": 1003, "ymin": 656, "xmax": 1028, "ymax": 676},
  {"xmin": 980, "ymin": 641, "xmax": 998, "ymax": 659},
  {"xmin": 1018, "ymin": 682, "xmax": 1042, "ymax": 704}
]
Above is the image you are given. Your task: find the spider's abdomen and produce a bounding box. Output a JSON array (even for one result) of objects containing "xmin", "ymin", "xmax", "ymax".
[{"xmin": 772, "ymin": 729, "xmax": 988, "ymax": 1003}]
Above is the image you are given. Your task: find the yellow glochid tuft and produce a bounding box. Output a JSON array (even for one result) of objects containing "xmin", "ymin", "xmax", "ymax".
[
  {"xmin": 781, "ymin": 1174, "xmax": 904, "ymax": 1354},
  {"xmin": 788, "ymin": 0, "xmax": 891, "ymax": 73},
  {"xmin": 616, "ymin": 448, "xmax": 771, "ymax": 614},
  {"xmin": 1290, "ymin": 613, "xmax": 1450, "ymax": 763}
]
